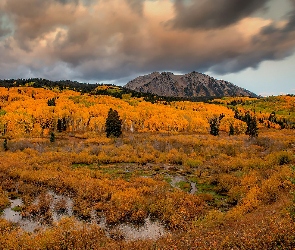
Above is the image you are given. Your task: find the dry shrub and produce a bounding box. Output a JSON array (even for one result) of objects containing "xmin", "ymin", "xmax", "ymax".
[
  {"xmin": 0, "ymin": 126, "xmax": 294, "ymax": 248},
  {"xmin": 104, "ymin": 187, "xmax": 148, "ymax": 224},
  {"xmin": 8, "ymin": 139, "xmax": 36, "ymax": 152},
  {"xmin": 165, "ymin": 148, "xmax": 185, "ymax": 165},
  {"xmin": 85, "ymin": 137, "xmax": 112, "ymax": 145},
  {"xmin": 18, "ymin": 183, "xmax": 45, "ymax": 204},
  {"xmin": 54, "ymin": 198, "xmax": 68, "ymax": 214},
  {"xmin": 260, "ymin": 177, "xmax": 281, "ymax": 204},
  {"xmin": 24, "ymin": 193, "xmax": 53, "ymax": 217},
  {"xmin": 269, "ymin": 151, "xmax": 294, "ymax": 166},
  {"xmin": 0, "ymin": 187, "xmax": 10, "ymax": 211},
  {"xmin": 184, "ymin": 157, "xmax": 203, "ymax": 168},
  {"xmin": 149, "ymin": 190, "xmax": 206, "ymax": 230},
  {"xmin": 72, "ymin": 197, "xmax": 93, "ymax": 220},
  {"xmin": 30, "ymin": 217, "xmax": 109, "ymax": 249},
  {"xmin": 198, "ymin": 193, "xmax": 214, "ymax": 202},
  {"xmin": 229, "ymin": 185, "xmax": 262, "ymax": 217},
  {"xmin": 216, "ymin": 174, "xmax": 240, "ymax": 193},
  {"xmin": 227, "ymin": 186, "xmax": 244, "ymax": 204},
  {"xmin": 71, "ymin": 152, "xmax": 97, "ymax": 165}
]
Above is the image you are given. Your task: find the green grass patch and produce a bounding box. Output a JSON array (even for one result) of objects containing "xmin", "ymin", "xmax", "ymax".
[
  {"xmin": 12, "ymin": 206, "xmax": 22, "ymax": 212},
  {"xmin": 164, "ymin": 177, "xmax": 172, "ymax": 184},
  {"xmin": 188, "ymin": 176, "xmax": 198, "ymax": 183},
  {"xmin": 176, "ymin": 181, "xmax": 191, "ymax": 192},
  {"xmin": 195, "ymin": 181, "xmax": 231, "ymax": 210}
]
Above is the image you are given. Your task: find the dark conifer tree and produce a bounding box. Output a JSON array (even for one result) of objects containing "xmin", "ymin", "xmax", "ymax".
[
  {"xmin": 47, "ymin": 98, "xmax": 56, "ymax": 106},
  {"xmin": 3, "ymin": 139, "xmax": 8, "ymax": 151},
  {"xmin": 105, "ymin": 108, "xmax": 122, "ymax": 138},
  {"xmin": 209, "ymin": 114, "xmax": 225, "ymax": 136},
  {"xmin": 209, "ymin": 116, "xmax": 220, "ymax": 136},
  {"xmin": 246, "ymin": 115, "xmax": 258, "ymax": 138},
  {"xmin": 50, "ymin": 132, "xmax": 55, "ymax": 143},
  {"xmin": 229, "ymin": 123, "xmax": 235, "ymax": 136}
]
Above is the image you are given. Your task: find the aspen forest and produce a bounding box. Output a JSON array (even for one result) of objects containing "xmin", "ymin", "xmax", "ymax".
[{"xmin": 0, "ymin": 84, "xmax": 295, "ymax": 249}]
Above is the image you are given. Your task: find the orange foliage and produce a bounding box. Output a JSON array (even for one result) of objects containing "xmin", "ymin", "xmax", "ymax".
[{"xmin": 0, "ymin": 86, "xmax": 238, "ymax": 137}]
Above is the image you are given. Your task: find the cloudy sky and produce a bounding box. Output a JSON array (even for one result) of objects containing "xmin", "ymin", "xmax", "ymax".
[{"xmin": 0, "ymin": 0, "xmax": 295, "ymax": 96}]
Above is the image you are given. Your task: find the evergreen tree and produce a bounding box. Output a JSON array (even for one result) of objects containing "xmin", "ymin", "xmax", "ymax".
[
  {"xmin": 246, "ymin": 115, "xmax": 258, "ymax": 138},
  {"xmin": 50, "ymin": 132, "xmax": 55, "ymax": 143},
  {"xmin": 229, "ymin": 123, "xmax": 235, "ymax": 136},
  {"xmin": 234, "ymin": 109, "xmax": 241, "ymax": 120},
  {"xmin": 209, "ymin": 114, "xmax": 225, "ymax": 136},
  {"xmin": 268, "ymin": 111, "xmax": 276, "ymax": 123},
  {"xmin": 105, "ymin": 108, "xmax": 122, "ymax": 138},
  {"xmin": 209, "ymin": 116, "xmax": 220, "ymax": 136},
  {"xmin": 3, "ymin": 139, "xmax": 8, "ymax": 151},
  {"xmin": 47, "ymin": 98, "xmax": 56, "ymax": 106}
]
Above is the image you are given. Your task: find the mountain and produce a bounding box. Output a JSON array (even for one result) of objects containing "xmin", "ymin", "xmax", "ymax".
[{"xmin": 124, "ymin": 71, "xmax": 257, "ymax": 98}]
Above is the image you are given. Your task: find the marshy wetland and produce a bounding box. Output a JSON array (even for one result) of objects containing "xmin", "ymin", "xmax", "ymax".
[
  {"xmin": 0, "ymin": 129, "xmax": 295, "ymax": 249},
  {"xmin": 0, "ymin": 87, "xmax": 295, "ymax": 249}
]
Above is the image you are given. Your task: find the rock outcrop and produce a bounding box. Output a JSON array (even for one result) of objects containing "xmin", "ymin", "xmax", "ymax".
[{"xmin": 125, "ymin": 71, "xmax": 257, "ymax": 98}]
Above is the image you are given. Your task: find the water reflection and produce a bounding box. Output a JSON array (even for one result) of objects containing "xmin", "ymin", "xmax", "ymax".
[
  {"xmin": 2, "ymin": 192, "xmax": 167, "ymax": 241},
  {"xmin": 2, "ymin": 198, "xmax": 43, "ymax": 232},
  {"xmin": 118, "ymin": 217, "xmax": 166, "ymax": 241},
  {"xmin": 49, "ymin": 191, "xmax": 73, "ymax": 222}
]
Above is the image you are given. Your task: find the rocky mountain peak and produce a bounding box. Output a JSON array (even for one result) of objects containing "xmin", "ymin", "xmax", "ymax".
[{"xmin": 124, "ymin": 71, "xmax": 257, "ymax": 98}]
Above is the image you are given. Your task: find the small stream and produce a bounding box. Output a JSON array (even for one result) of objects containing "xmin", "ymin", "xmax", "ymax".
[
  {"xmin": 190, "ymin": 182, "xmax": 197, "ymax": 194},
  {"xmin": 169, "ymin": 175, "xmax": 197, "ymax": 194}
]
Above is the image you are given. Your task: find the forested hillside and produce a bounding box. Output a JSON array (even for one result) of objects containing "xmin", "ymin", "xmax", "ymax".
[
  {"xmin": 1, "ymin": 86, "xmax": 294, "ymax": 138},
  {"xmin": 212, "ymin": 96, "xmax": 295, "ymax": 129},
  {"xmin": 0, "ymin": 86, "xmax": 241, "ymax": 137}
]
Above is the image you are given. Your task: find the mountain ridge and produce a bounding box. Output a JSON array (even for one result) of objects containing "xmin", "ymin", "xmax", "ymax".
[{"xmin": 124, "ymin": 71, "xmax": 257, "ymax": 98}]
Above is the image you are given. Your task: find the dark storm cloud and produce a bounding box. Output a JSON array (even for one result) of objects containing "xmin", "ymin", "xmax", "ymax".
[
  {"xmin": 0, "ymin": 27, "xmax": 9, "ymax": 38},
  {"xmin": 125, "ymin": 0, "xmax": 145, "ymax": 15},
  {"xmin": 54, "ymin": 0, "xmax": 95, "ymax": 5},
  {"xmin": 284, "ymin": 11, "xmax": 295, "ymax": 32},
  {"xmin": 243, "ymin": 1, "xmax": 295, "ymax": 75},
  {"xmin": 54, "ymin": 0, "xmax": 79, "ymax": 5},
  {"xmin": 0, "ymin": 13, "xmax": 12, "ymax": 38},
  {"xmin": 0, "ymin": 0, "xmax": 295, "ymax": 84},
  {"xmin": 170, "ymin": 0, "xmax": 270, "ymax": 29},
  {"xmin": 3, "ymin": 0, "xmax": 78, "ymax": 51}
]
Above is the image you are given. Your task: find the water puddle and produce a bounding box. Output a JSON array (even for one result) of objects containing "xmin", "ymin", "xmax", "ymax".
[
  {"xmin": 2, "ymin": 191, "xmax": 167, "ymax": 241},
  {"xmin": 2, "ymin": 192, "xmax": 74, "ymax": 233},
  {"xmin": 48, "ymin": 191, "xmax": 73, "ymax": 222},
  {"xmin": 2, "ymin": 198, "xmax": 43, "ymax": 232},
  {"xmin": 90, "ymin": 212, "xmax": 166, "ymax": 241},
  {"xmin": 118, "ymin": 217, "xmax": 166, "ymax": 241}
]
